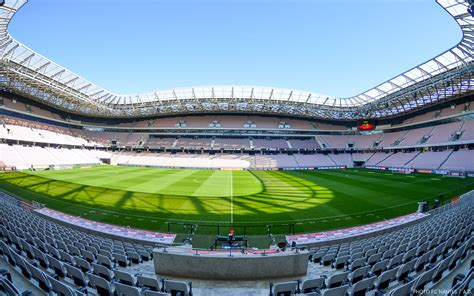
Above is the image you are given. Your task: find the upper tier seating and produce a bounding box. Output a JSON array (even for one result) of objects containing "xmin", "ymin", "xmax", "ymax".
[
  {"xmin": 175, "ymin": 138, "xmax": 212, "ymax": 149},
  {"xmin": 213, "ymin": 138, "xmax": 251, "ymax": 149},
  {"xmin": 0, "ymin": 113, "xmax": 473, "ymax": 155},
  {"xmin": 398, "ymin": 127, "xmax": 434, "ymax": 146},
  {"xmin": 288, "ymin": 139, "xmax": 320, "ymax": 150},
  {"xmin": 252, "ymin": 139, "xmax": 289, "ymax": 149},
  {"xmin": 145, "ymin": 137, "xmax": 176, "ymax": 148},
  {"xmin": 426, "ymin": 121, "xmax": 464, "ymax": 144},
  {"xmin": 459, "ymin": 120, "xmax": 474, "ymax": 142}
]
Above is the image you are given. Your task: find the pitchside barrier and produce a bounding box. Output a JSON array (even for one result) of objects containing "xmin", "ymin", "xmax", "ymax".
[
  {"xmin": 117, "ymin": 163, "xmax": 346, "ymax": 171},
  {"xmin": 365, "ymin": 165, "xmax": 472, "ymax": 177},
  {"xmin": 166, "ymin": 222, "xmax": 296, "ymax": 238},
  {"xmin": 48, "ymin": 163, "xmax": 100, "ymax": 170}
]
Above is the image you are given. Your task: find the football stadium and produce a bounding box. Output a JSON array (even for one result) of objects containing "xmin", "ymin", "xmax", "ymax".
[{"xmin": 0, "ymin": 0, "xmax": 473, "ymax": 295}]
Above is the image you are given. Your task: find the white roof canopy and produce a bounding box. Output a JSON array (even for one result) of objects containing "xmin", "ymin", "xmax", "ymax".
[{"xmin": 0, "ymin": 0, "xmax": 472, "ymax": 116}]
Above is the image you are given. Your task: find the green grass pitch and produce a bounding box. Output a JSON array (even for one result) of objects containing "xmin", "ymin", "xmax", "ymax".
[{"xmin": 0, "ymin": 166, "xmax": 473, "ymax": 239}]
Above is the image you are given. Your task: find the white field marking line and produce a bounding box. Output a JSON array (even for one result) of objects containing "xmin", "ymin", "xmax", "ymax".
[{"xmin": 230, "ymin": 170, "xmax": 234, "ymax": 223}]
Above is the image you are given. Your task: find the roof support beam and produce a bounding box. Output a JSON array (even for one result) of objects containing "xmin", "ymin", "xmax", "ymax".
[{"xmin": 76, "ymin": 83, "xmax": 91, "ymax": 92}]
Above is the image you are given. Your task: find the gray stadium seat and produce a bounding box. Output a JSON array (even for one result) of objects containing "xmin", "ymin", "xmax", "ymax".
[
  {"xmin": 370, "ymin": 259, "xmax": 388, "ymax": 276},
  {"xmin": 114, "ymin": 282, "xmax": 141, "ymax": 296},
  {"xmin": 321, "ymin": 284, "xmax": 349, "ymax": 296},
  {"xmin": 163, "ymin": 279, "xmax": 189, "ymax": 296},
  {"xmin": 397, "ymin": 258, "xmax": 416, "ymax": 282},
  {"xmin": 74, "ymin": 256, "xmax": 91, "ymax": 273},
  {"xmin": 447, "ymin": 269, "xmax": 473, "ymax": 296},
  {"xmin": 129, "ymin": 252, "xmax": 141, "ymax": 264},
  {"xmin": 367, "ymin": 253, "xmax": 382, "ymax": 266},
  {"xmin": 301, "ymin": 277, "xmax": 325, "ymax": 293},
  {"xmin": 347, "ymin": 275, "xmax": 376, "ymax": 296},
  {"xmin": 348, "ymin": 258, "xmax": 366, "ymax": 271},
  {"xmin": 432, "ymin": 254, "xmax": 453, "ymax": 283},
  {"xmin": 26, "ymin": 261, "xmax": 51, "ymax": 292},
  {"xmin": 412, "ymin": 266, "xmax": 436, "ymax": 293},
  {"xmin": 332, "ymin": 255, "xmax": 349, "ymax": 269},
  {"xmin": 114, "ymin": 270, "xmax": 135, "ymax": 286},
  {"xmin": 97, "ymin": 254, "xmax": 113, "ymax": 269},
  {"xmin": 137, "ymin": 275, "xmax": 161, "ymax": 291},
  {"xmin": 414, "ymin": 249, "xmax": 433, "ymax": 272},
  {"xmin": 91, "ymin": 262, "xmax": 114, "ymax": 281},
  {"xmin": 65, "ymin": 263, "xmax": 87, "ymax": 287},
  {"xmin": 0, "ymin": 276, "xmax": 23, "ymax": 296},
  {"xmin": 113, "ymin": 252, "xmax": 129, "ymax": 267},
  {"xmin": 48, "ymin": 275, "xmax": 84, "ymax": 296},
  {"xmin": 144, "ymin": 291, "xmax": 170, "ymax": 296},
  {"xmin": 321, "ymin": 253, "xmax": 336, "ymax": 266},
  {"xmin": 31, "ymin": 246, "xmax": 48, "ymax": 269},
  {"xmin": 326, "ymin": 271, "xmax": 349, "ymax": 288},
  {"xmin": 11, "ymin": 250, "xmax": 31, "ymax": 279},
  {"xmin": 46, "ymin": 254, "xmax": 67, "ymax": 278},
  {"xmin": 388, "ymin": 253, "xmax": 403, "ymax": 269},
  {"xmin": 271, "ymin": 281, "xmax": 298, "ymax": 296},
  {"xmin": 349, "ymin": 265, "xmax": 370, "ymax": 284},
  {"xmin": 87, "ymin": 272, "xmax": 113, "ymax": 296},
  {"xmin": 388, "ymin": 278, "xmax": 415, "ymax": 296},
  {"xmin": 373, "ymin": 266, "xmax": 399, "ymax": 290},
  {"xmin": 58, "ymin": 250, "xmax": 75, "ymax": 266},
  {"xmin": 46, "ymin": 244, "xmax": 61, "ymax": 260},
  {"xmin": 80, "ymin": 249, "xmax": 95, "ymax": 263}
]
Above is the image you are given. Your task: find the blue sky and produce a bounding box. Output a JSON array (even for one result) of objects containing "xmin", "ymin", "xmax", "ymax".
[{"xmin": 10, "ymin": 0, "xmax": 461, "ymax": 97}]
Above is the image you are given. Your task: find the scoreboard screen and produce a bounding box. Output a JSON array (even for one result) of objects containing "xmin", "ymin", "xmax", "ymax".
[{"xmin": 358, "ymin": 121, "xmax": 375, "ymax": 131}]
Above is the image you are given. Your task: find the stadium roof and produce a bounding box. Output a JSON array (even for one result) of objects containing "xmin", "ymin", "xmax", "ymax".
[{"xmin": 0, "ymin": 0, "xmax": 472, "ymax": 119}]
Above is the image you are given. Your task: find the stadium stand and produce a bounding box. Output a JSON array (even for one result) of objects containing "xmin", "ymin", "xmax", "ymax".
[
  {"xmin": 328, "ymin": 153, "xmax": 353, "ymax": 167},
  {"xmin": 426, "ymin": 121, "xmax": 464, "ymax": 144},
  {"xmin": 252, "ymin": 139, "xmax": 289, "ymax": 150},
  {"xmin": 364, "ymin": 153, "xmax": 393, "ymax": 167},
  {"xmin": 1, "ymin": 189, "xmax": 471, "ymax": 295},
  {"xmin": 405, "ymin": 150, "xmax": 453, "ymax": 170},
  {"xmin": 213, "ymin": 138, "xmax": 252, "ymax": 149},
  {"xmin": 0, "ymin": 145, "xmax": 104, "ymax": 170},
  {"xmin": 440, "ymin": 149, "xmax": 474, "ymax": 172},
  {"xmin": 377, "ymin": 152, "xmax": 420, "ymax": 168},
  {"xmin": 288, "ymin": 138, "xmax": 320, "ymax": 150},
  {"xmin": 175, "ymin": 138, "xmax": 212, "ymax": 149},
  {"xmin": 0, "ymin": 0, "xmax": 473, "ymax": 293}
]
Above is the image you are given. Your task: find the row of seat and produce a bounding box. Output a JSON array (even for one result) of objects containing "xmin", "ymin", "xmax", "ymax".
[
  {"xmin": 1, "ymin": 200, "xmax": 153, "ymax": 265},
  {"xmin": 270, "ymin": 194, "xmax": 473, "ymax": 296},
  {"xmin": 0, "ymin": 192, "xmax": 193, "ymax": 296},
  {"xmin": 271, "ymin": 237, "xmax": 472, "ymax": 296}
]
